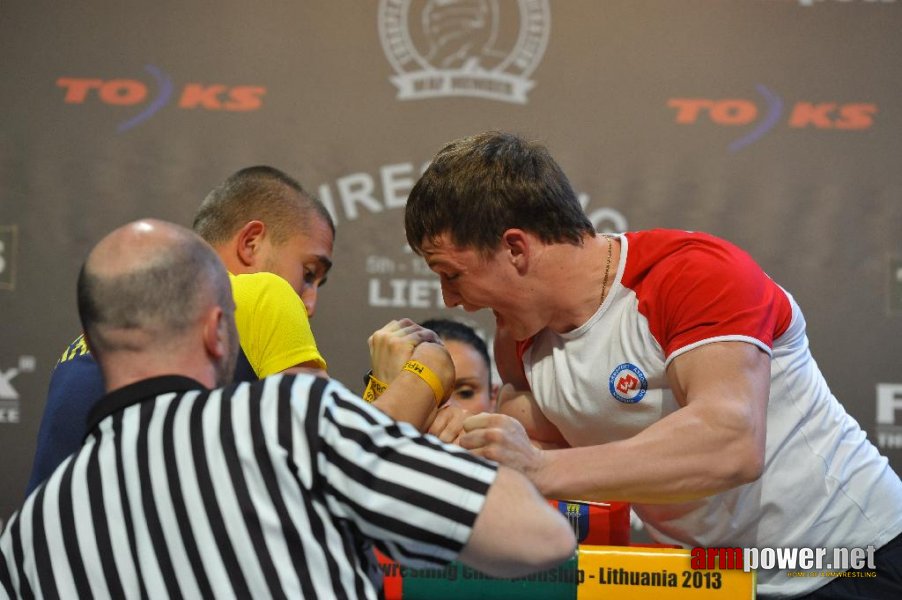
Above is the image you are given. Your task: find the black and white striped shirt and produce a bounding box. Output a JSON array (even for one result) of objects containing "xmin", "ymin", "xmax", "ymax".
[{"xmin": 0, "ymin": 373, "xmax": 497, "ymax": 599}]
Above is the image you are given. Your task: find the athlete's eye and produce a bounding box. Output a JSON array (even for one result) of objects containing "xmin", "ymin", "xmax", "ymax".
[
  {"xmin": 303, "ymin": 265, "xmax": 327, "ymax": 288},
  {"xmin": 454, "ymin": 387, "xmax": 475, "ymax": 400}
]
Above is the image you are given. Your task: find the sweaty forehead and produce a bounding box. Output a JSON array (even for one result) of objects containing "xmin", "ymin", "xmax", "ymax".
[
  {"xmin": 424, "ymin": 238, "xmax": 496, "ymax": 272},
  {"xmin": 420, "ymin": 232, "xmax": 463, "ymax": 257},
  {"xmin": 422, "ymin": 247, "xmax": 460, "ymax": 270},
  {"xmin": 283, "ymin": 220, "xmax": 333, "ymax": 254}
]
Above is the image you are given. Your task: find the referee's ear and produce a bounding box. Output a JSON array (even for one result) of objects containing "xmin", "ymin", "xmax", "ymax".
[{"xmin": 202, "ymin": 306, "xmax": 229, "ymax": 363}]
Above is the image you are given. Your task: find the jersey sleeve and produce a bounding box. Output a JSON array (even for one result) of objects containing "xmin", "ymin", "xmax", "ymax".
[
  {"xmin": 230, "ymin": 272, "xmax": 327, "ymax": 377},
  {"xmin": 304, "ymin": 377, "xmax": 498, "ymax": 567},
  {"xmin": 26, "ymin": 334, "xmax": 105, "ymax": 494},
  {"xmin": 627, "ymin": 232, "xmax": 791, "ymax": 365}
]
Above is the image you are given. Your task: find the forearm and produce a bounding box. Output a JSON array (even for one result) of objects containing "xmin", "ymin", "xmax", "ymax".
[
  {"xmin": 366, "ymin": 323, "xmax": 452, "ymax": 431},
  {"xmin": 535, "ymin": 403, "xmax": 764, "ymax": 504},
  {"xmin": 496, "ymin": 385, "xmax": 567, "ymax": 446},
  {"xmin": 469, "ymin": 343, "xmax": 771, "ymax": 504},
  {"xmin": 372, "ymin": 370, "xmax": 438, "ymax": 431},
  {"xmin": 458, "ymin": 466, "xmax": 576, "ymax": 578}
]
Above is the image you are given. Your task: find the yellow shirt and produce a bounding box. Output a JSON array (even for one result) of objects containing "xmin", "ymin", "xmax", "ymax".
[{"xmin": 229, "ymin": 272, "xmax": 327, "ymax": 376}]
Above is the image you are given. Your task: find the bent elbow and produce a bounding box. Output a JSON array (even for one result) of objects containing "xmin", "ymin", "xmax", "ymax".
[
  {"xmin": 484, "ymin": 513, "xmax": 576, "ymax": 579},
  {"xmin": 536, "ymin": 520, "xmax": 578, "ymax": 571},
  {"xmin": 728, "ymin": 444, "xmax": 765, "ymax": 487},
  {"xmin": 531, "ymin": 510, "xmax": 577, "ymax": 570},
  {"xmin": 714, "ymin": 413, "xmax": 766, "ymax": 488},
  {"xmin": 502, "ymin": 522, "xmax": 576, "ymax": 578},
  {"xmin": 738, "ymin": 455, "xmax": 765, "ymax": 484}
]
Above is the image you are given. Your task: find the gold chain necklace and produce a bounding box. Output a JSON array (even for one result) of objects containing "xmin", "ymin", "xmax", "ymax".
[{"xmin": 600, "ymin": 235, "xmax": 613, "ymax": 306}]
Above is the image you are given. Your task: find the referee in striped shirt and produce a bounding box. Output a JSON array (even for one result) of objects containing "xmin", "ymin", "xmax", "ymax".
[{"xmin": 0, "ymin": 219, "xmax": 575, "ymax": 599}]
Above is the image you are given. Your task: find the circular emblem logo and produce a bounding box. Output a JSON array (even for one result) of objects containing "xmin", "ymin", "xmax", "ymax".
[
  {"xmin": 378, "ymin": 0, "xmax": 551, "ymax": 104},
  {"xmin": 608, "ymin": 363, "xmax": 647, "ymax": 404}
]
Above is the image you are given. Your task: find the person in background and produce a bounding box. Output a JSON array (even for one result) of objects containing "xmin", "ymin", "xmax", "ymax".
[
  {"xmin": 26, "ymin": 166, "xmax": 445, "ymax": 494},
  {"xmin": 0, "ymin": 219, "xmax": 576, "ymax": 599},
  {"xmin": 192, "ymin": 165, "xmax": 334, "ymax": 321},
  {"xmin": 420, "ymin": 318, "xmax": 497, "ymax": 414}
]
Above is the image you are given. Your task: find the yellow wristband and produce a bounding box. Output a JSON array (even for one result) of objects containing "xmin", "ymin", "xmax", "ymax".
[
  {"xmin": 363, "ymin": 373, "xmax": 388, "ymax": 403},
  {"xmin": 403, "ymin": 360, "xmax": 445, "ymax": 406}
]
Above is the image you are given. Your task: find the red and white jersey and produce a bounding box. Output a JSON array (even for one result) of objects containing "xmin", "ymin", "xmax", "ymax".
[{"xmin": 521, "ymin": 230, "xmax": 902, "ymax": 597}]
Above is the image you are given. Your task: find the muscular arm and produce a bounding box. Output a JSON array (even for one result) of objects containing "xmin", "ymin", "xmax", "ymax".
[
  {"xmin": 371, "ymin": 337, "xmax": 455, "ymax": 432},
  {"xmin": 492, "ymin": 326, "xmax": 529, "ymax": 390},
  {"xmin": 315, "ymin": 377, "xmax": 574, "ymax": 580},
  {"xmin": 464, "ymin": 341, "xmax": 770, "ymax": 503},
  {"xmin": 495, "ymin": 385, "xmax": 567, "ymax": 449},
  {"xmin": 457, "ymin": 466, "xmax": 576, "ymax": 578},
  {"xmin": 493, "ymin": 328, "xmax": 567, "ymax": 447}
]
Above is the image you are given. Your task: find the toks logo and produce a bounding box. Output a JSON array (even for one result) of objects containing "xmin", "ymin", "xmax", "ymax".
[
  {"xmin": 57, "ymin": 65, "xmax": 266, "ymax": 132},
  {"xmin": 668, "ymin": 85, "xmax": 877, "ymax": 152}
]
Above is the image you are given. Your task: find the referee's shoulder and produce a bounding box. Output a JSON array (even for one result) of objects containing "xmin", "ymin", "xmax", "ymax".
[{"xmin": 227, "ymin": 371, "xmax": 335, "ymax": 399}]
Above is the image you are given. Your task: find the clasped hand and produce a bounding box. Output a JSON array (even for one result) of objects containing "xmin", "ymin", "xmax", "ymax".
[{"xmin": 458, "ymin": 413, "xmax": 545, "ymax": 476}]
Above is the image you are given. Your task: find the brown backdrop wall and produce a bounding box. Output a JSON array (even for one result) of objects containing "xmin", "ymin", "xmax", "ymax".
[{"xmin": 2, "ymin": 0, "xmax": 901, "ymax": 524}]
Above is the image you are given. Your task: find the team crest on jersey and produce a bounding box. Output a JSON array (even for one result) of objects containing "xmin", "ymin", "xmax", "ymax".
[
  {"xmin": 609, "ymin": 363, "xmax": 647, "ymax": 404},
  {"xmin": 377, "ymin": 0, "xmax": 550, "ymax": 104}
]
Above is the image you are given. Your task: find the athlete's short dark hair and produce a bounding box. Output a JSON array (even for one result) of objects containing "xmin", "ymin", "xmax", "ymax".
[
  {"xmin": 193, "ymin": 165, "xmax": 335, "ymax": 246},
  {"xmin": 405, "ymin": 131, "xmax": 594, "ymax": 256}
]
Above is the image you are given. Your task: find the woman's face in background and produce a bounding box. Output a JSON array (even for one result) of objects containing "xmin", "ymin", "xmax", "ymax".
[{"xmin": 444, "ymin": 339, "xmax": 495, "ymax": 414}]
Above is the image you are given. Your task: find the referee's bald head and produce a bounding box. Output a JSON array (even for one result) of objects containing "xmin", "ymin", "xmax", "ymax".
[{"xmin": 77, "ymin": 219, "xmax": 237, "ymax": 387}]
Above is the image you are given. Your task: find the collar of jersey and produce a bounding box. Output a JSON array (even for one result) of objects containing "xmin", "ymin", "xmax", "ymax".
[{"xmin": 85, "ymin": 375, "xmax": 208, "ymax": 435}]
